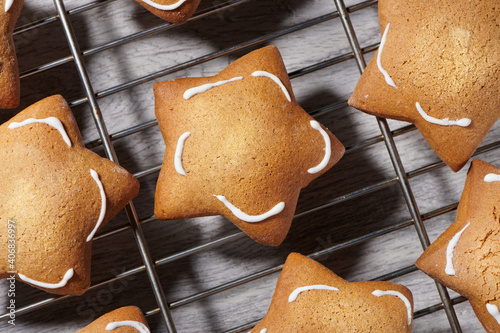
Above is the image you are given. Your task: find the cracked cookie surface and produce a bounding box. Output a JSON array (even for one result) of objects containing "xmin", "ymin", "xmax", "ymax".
[{"xmin": 416, "ymin": 159, "xmax": 500, "ymax": 332}]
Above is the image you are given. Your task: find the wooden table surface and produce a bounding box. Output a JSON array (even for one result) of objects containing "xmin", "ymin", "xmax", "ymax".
[{"xmin": 1, "ymin": 0, "xmax": 499, "ymax": 332}]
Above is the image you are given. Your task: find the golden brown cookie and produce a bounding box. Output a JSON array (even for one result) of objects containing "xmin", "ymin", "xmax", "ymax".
[
  {"xmin": 154, "ymin": 46, "xmax": 345, "ymax": 246},
  {"xmin": 348, "ymin": 0, "xmax": 499, "ymax": 172},
  {"xmin": 135, "ymin": 0, "xmax": 201, "ymax": 24},
  {"xmin": 77, "ymin": 306, "xmax": 150, "ymax": 333},
  {"xmin": 416, "ymin": 159, "xmax": 500, "ymax": 332},
  {"xmin": 0, "ymin": 95, "xmax": 140, "ymax": 295},
  {"xmin": 251, "ymin": 253, "xmax": 413, "ymax": 332},
  {"xmin": 0, "ymin": 0, "xmax": 23, "ymax": 108}
]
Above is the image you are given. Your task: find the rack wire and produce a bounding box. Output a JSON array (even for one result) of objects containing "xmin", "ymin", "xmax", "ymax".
[{"xmin": 2, "ymin": 0, "xmax": 498, "ymax": 331}]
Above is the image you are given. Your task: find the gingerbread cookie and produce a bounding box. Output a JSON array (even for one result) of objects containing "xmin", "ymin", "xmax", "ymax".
[
  {"xmin": 416, "ymin": 159, "xmax": 500, "ymax": 332},
  {"xmin": 154, "ymin": 46, "xmax": 344, "ymax": 246},
  {"xmin": 0, "ymin": 95, "xmax": 140, "ymax": 295},
  {"xmin": 77, "ymin": 306, "xmax": 150, "ymax": 332},
  {"xmin": 348, "ymin": 0, "xmax": 499, "ymax": 172},
  {"xmin": 135, "ymin": 0, "xmax": 201, "ymax": 24},
  {"xmin": 0, "ymin": 0, "xmax": 23, "ymax": 108},
  {"xmin": 251, "ymin": 253, "xmax": 413, "ymax": 332}
]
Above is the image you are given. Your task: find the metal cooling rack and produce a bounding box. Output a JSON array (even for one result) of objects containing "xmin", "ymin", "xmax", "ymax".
[{"xmin": 2, "ymin": 0, "xmax": 498, "ymax": 331}]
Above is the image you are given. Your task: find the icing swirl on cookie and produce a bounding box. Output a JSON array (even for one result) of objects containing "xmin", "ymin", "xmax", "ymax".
[
  {"xmin": 174, "ymin": 132, "xmax": 191, "ymax": 176},
  {"xmin": 141, "ymin": 0, "xmax": 188, "ymax": 11},
  {"xmin": 18, "ymin": 268, "xmax": 74, "ymax": 289},
  {"xmin": 214, "ymin": 195, "xmax": 285, "ymax": 223},
  {"xmin": 486, "ymin": 303, "xmax": 500, "ymax": 325},
  {"xmin": 106, "ymin": 320, "xmax": 150, "ymax": 332},
  {"xmin": 86, "ymin": 169, "xmax": 107, "ymax": 242},
  {"xmin": 416, "ymin": 102, "xmax": 471, "ymax": 127},
  {"xmin": 252, "ymin": 71, "xmax": 291, "ymax": 102},
  {"xmin": 260, "ymin": 329, "xmax": 267, "ymax": 333},
  {"xmin": 445, "ymin": 222, "xmax": 470, "ymax": 276},
  {"xmin": 288, "ymin": 285, "xmax": 339, "ymax": 302},
  {"xmin": 484, "ymin": 173, "xmax": 500, "ymax": 182},
  {"xmin": 183, "ymin": 77, "xmax": 243, "ymax": 99},
  {"xmin": 8, "ymin": 117, "xmax": 72, "ymax": 147},
  {"xmin": 377, "ymin": 23, "xmax": 397, "ymax": 89},
  {"xmin": 372, "ymin": 289, "xmax": 412, "ymax": 325},
  {"xmin": 5, "ymin": 0, "xmax": 14, "ymax": 12},
  {"xmin": 308, "ymin": 120, "xmax": 331, "ymax": 174}
]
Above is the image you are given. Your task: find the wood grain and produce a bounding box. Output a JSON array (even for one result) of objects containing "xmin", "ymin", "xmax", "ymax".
[{"xmin": 0, "ymin": 0, "xmax": 497, "ymax": 332}]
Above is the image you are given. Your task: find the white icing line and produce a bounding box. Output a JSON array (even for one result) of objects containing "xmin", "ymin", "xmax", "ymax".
[
  {"xmin": 8, "ymin": 117, "xmax": 72, "ymax": 147},
  {"xmin": 445, "ymin": 222, "xmax": 470, "ymax": 276},
  {"xmin": 213, "ymin": 195, "xmax": 285, "ymax": 223},
  {"xmin": 106, "ymin": 320, "xmax": 150, "ymax": 333},
  {"xmin": 377, "ymin": 23, "xmax": 397, "ymax": 89},
  {"xmin": 416, "ymin": 102, "xmax": 471, "ymax": 127},
  {"xmin": 486, "ymin": 303, "xmax": 500, "ymax": 325},
  {"xmin": 86, "ymin": 169, "xmax": 107, "ymax": 242},
  {"xmin": 484, "ymin": 173, "xmax": 500, "ymax": 182},
  {"xmin": 252, "ymin": 71, "xmax": 291, "ymax": 102},
  {"xmin": 372, "ymin": 289, "xmax": 412, "ymax": 325},
  {"xmin": 18, "ymin": 268, "xmax": 74, "ymax": 289},
  {"xmin": 260, "ymin": 329, "xmax": 267, "ymax": 333},
  {"xmin": 141, "ymin": 0, "xmax": 187, "ymax": 11},
  {"xmin": 183, "ymin": 77, "xmax": 243, "ymax": 99},
  {"xmin": 288, "ymin": 285, "xmax": 339, "ymax": 302},
  {"xmin": 5, "ymin": 0, "xmax": 14, "ymax": 12},
  {"xmin": 174, "ymin": 132, "xmax": 191, "ymax": 176},
  {"xmin": 307, "ymin": 120, "xmax": 331, "ymax": 174}
]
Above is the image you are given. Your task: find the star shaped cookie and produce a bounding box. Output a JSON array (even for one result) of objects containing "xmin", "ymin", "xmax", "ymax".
[
  {"xmin": 416, "ymin": 159, "xmax": 500, "ymax": 332},
  {"xmin": 153, "ymin": 46, "xmax": 345, "ymax": 246},
  {"xmin": 77, "ymin": 306, "xmax": 150, "ymax": 333},
  {"xmin": 0, "ymin": 95, "xmax": 139, "ymax": 295},
  {"xmin": 348, "ymin": 0, "xmax": 499, "ymax": 172},
  {"xmin": 251, "ymin": 253, "xmax": 413, "ymax": 332},
  {"xmin": 0, "ymin": 0, "xmax": 23, "ymax": 108},
  {"xmin": 135, "ymin": 0, "xmax": 201, "ymax": 24}
]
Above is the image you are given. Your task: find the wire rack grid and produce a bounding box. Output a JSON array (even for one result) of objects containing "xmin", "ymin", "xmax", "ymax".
[{"xmin": 2, "ymin": 0, "xmax": 499, "ymax": 332}]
